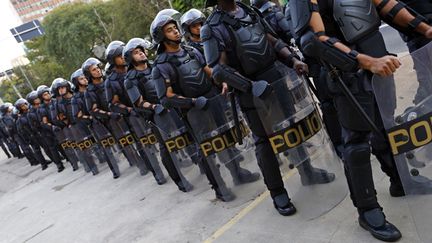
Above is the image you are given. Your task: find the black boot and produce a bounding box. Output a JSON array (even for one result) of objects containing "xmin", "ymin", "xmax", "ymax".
[
  {"xmin": 153, "ymin": 172, "xmax": 167, "ymax": 185},
  {"xmin": 272, "ymin": 193, "xmax": 296, "ymax": 216},
  {"xmin": 57, "ymin": 163, "xmax": 65, "ymax": 173},
  {"xmin": 176, "ymin": 180, "xmax": 193, "ymax": 192},
  {"xmin": 233, "ymin": 167, "xmax": 261, "ymax": 185},
  {"xmin": 358, "ymin": 208, "xmax": 402, "ymax": 242},
  {"xmin": 298, "ymin": 161, "xmax": 335, "ymax": 186},
  {"xmin": 215, "ymin": 186, "xmax": 236, "ymax": 202},
  {"xmin": 389, "ymin": 181, "xmax": 405, "ymax": 197}
]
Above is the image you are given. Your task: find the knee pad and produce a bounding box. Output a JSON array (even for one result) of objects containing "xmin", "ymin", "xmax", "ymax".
[{"xmin": 344, "ymin": 143, "xmax": 379, "ymax": 208}]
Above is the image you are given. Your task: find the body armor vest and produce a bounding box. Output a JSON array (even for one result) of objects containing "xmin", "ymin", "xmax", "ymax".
[
  {"xmin": 89, "ymin": 82, "xmax": 110, "ymax": 111},
  {"xmin": 59, "ymin": 98, "xmax": 74, "ymax": 124},
  {"xmin": 160, "ymin": 47, "xmax": 213, "ymax": 98},
  {"xmin": 135, "ymin": 69, "xmax": 159, "ymax": 104},
  {"xmin": 221, "ymin": 3, "xmax": 277, "ymax": 76},
  {"xmin": 106, "ymin": 72, "xmax": 132, "ymax": 106}
]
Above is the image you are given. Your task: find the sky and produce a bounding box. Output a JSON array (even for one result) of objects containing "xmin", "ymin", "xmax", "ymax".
[{"xmin": 0, "ymin": 0, "xmax": 25, "ymax": 72}]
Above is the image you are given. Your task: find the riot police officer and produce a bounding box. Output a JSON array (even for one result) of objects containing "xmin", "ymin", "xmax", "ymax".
[
  {"xmin": 251, "ymin": 0, "xmax": 294, "ymax": 45},
  {"xmin": 0, "ymin": 112, "xmax": 12, "ymax": 159},
  {"xmin": 51, "ymin": 79, "xmax": 80, "ymax": 171},
  {"xmin": 54, "ymin": 78, "xmax": 102, "ymax": 175},
  {"xmin": 36, "ymin": 85, "xmax": 65, "ymax": 172},
  {"xmin": 202, "ymin": 0, "xmax": 335, "ymax": 215},
  {"xmin": 105, "ymin": 40, "xmax": 166, "ymax": 184},
  {"xmin": 151, "ymin": 12, "xmax": 264, "ymax": 201},
  {"xmin": 82, "ymin": 57, "xmax": 151, "ymax": 177},
  {"xmin": 71, "ymin": 68, "xmax": 121, "ymax": 178},
  {"xmin": 123, "ymin": 37, "xmax": 196, "ymax": 191},
  {"xmin": 180, "ymin": 9, "xmax": 207, "ymax": 54},
  {"xmin": 0, "ymin": 104, "xmax": 23, "ymax": 159},
  {"xmin": 14, "ymin": 98, "xmax": 49, "ymax": 169},
  {"xmin": 289, "ymin": 0, "xmax": 432, "ymax": 240}
]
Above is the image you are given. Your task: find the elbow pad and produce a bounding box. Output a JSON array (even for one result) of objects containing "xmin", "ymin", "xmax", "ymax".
[
  {"xmin": 91, "ymin": 110, "xmax": 110, "ymax": 120},
  {"xmin": 300, "ymin": 31, "xmax": 359, "ymax": 72},
  {"xmin": 212, "ymin": 64, "xmax": 252, "ymax": 93},
  {"xmin": 161, "ymin": 95, "xmax": 194, "ymax": 110}
]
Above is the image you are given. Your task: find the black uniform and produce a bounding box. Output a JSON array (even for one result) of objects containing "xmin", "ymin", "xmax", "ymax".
[
  {"xmin": 106, "ymin": 69, "xmax": 165, "ymax": 183},
  {"xmin": 37, "ymin": 102, "xmax": 65, "ymax": 172},
  {"xmin": 15, "ymin": 111, "xmax": 48, "ymax": 168},
  {"xmin": 201, "ymin": 1, "xmax": 333, "ymax": 213},
  {"xmin": 85, "ymin": 76, "xmax": 149, "ymax": 176}
]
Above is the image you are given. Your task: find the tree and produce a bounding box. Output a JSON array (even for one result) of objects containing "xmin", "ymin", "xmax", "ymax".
[{"xmin": 42, "ymin": 2, "xmax": 112, "ymax": 73}]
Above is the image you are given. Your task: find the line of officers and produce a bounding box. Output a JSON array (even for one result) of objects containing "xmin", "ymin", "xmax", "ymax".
[{"xmin": 1, "ymin": 0, "xmax": 432, "ymax": 241}]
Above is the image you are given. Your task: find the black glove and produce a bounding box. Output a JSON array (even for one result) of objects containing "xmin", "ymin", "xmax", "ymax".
[
  {"xmin": 110, "ymin": 112, "xmax": 122, "ymax": 120},
  {"xmin": 154, "ymin": 104, "xmax": 166, "ymax": 115},
  {"xmin": 194, "ymin": 96, "xmax": 208, "ymax": 110},
  {"xmin": 52, "ymin": 125, "xmax": 61, "ymax": 132},
  {"xmin": 252, "ymin": 80, "xmax": 272, "ymax": 98}
]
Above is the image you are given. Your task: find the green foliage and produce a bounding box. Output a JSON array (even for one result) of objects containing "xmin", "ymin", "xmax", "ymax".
[
  {"xmin": 171, "ymin": 0, "xmax": 206, "ymax": 12},
  {"xmin": 0, "ymin": 0, "xmax": 211, "ymax": 102}
]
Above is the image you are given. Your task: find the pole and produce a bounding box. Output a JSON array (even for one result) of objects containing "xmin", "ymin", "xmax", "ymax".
[
  {"xmin": 4, "ymin": 72, "xmax": 22, "ymax": 98},
  {"xmin": 17, "ymin": 65, "xmax": 34, "ymax": 90}
]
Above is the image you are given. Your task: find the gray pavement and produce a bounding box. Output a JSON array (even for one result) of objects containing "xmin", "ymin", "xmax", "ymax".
[{"xmin": 0, "ymin": 146, "xmax": 423, "ymax": 243}]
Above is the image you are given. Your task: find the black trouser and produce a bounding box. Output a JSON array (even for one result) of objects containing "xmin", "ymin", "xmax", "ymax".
[
  {"xmin": 107, "ymin": 118, "xmax": 149, "ymax": 174},
  {"xmin": 238, "ymin": 62, "xmax": 294, "ymax": 198},
  {"xmin": 181, "ymin": 113, "xmax": 226, "ymax": 191},
  {"xmin": 41, "ymin": 130, "xmax": 64, "ymax": 168},
  {"xmin": 6, "ymin": 137, "xmax": 22, "ymax": 157},
  {"xmin": 329, "ymin": 71, "xmax": 401, "ymax": 212},
  {"xmin": 305, "ymin": 56, "xmax": 342, "ymax": 152},
  {"xmin": 0, "ymin": 138, "xmax": 11, "ymax": 158}
]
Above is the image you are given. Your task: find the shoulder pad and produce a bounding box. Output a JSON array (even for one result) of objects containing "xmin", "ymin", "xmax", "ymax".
[
  {"xmin": 126, "ymin": 69, "xmax": 138, "ymax": 80},
  {"xmin": 155, "ymin": 53, "xmax": 169, "ymax": 64},
  {"xmin": 200, "ymin": 23, "xmax": 212, "ymax": 41},
  {"xmin": 206, "ymin": 10, "xmax": 223, "ymax": 26},
  {"xmin": 124, "ymin": 78, "xmax": 135, "ymax": 89},
  {"xmin": 274, "ymin": 11, "xmax": 285, "ymax": 21},
  {"xmin": 106, "ymin": 71, "xmax": 120, "ymax": 81},
  {"xmin": 87, "ymin": 84, "xmax": 96, "ymax": 91}
]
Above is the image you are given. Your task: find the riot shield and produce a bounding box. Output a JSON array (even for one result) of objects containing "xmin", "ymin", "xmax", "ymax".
[
  {"xmin": 372, "ymin": 42, "xmax": 432, "ymax": 243},
  {"xmin": 253, "ymin": 71, "xmax": 347, "ymax": 219},
  {"xmin": 56, "ymin": 127, "xmax": 79, "ymax": 170},
  {"xmin": 187, "ymin": 94, "xmax": 265, "ymax": 202},
  {"xmin": 127, "ymin": 114, "xmax": 166, "ymax": 181},
  {"xmin": 153, "ymin": 109, "xmax": 205, "ymax": 192},
  {"xmin": 108, "ymin": 116, "xmax": 149, "ymax": 175},
  {"xmin": 70, "ymin": 123, "xmax": 99, "ymax": 174},
  {"xmin": 89, "ymin": 119, "xmax": 120, "ymax": 176}
]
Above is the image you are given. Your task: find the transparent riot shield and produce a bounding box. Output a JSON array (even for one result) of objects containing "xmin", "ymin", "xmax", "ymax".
[
  {"xmin": 153, "ymin": 109, "xmax": 205, "ymax": 193},
  {"xmin": 127, "ymin": 114, "xmax": 166, "ymax": 181},
  {"xmin": 108, "ymin": 116, "xmax": 148, "ymax": 175},
  {"xmin": 253, "ymin": 70, "xmax": 347, "ymax": 219},
  {"xmin": 372, "ymin": 42, "xmax": 432, "ymax": 243},
  {"xmin": 56, "ymin": 127, "xmax": 79, "ymax": 169},
  {"xmin": 89, "ymin": 119, "xmax": 120, "ymax": 175},
  {"xmin": 187, "ymin": 94, "xmax": 265, "ymax": 203},
  {"xmin": 70, "ymin": 122, "xmax": 99, "ymax": 174}
]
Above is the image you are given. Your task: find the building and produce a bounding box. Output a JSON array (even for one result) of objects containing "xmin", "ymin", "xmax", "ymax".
[{"xmin": 9, "ymin": 0, "xmax": 74, "ymax": 23}]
